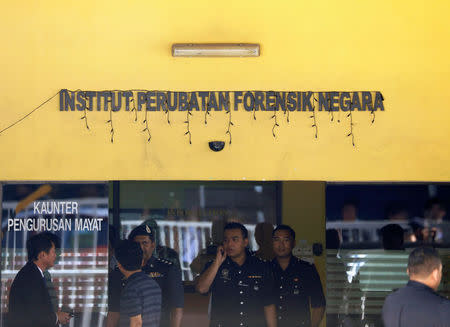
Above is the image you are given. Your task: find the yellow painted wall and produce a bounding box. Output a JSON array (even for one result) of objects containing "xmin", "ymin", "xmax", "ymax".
[
  {"xmin": 1, "ymin": 0, "xmax": 449, "ymax": 181},
  {"xmin": 282, "ymin": 182, "xmax": 326, "ymax": 291},
  {"xmin": 281, "ymin": 182, "xmax": 327, "ymax": 326}
]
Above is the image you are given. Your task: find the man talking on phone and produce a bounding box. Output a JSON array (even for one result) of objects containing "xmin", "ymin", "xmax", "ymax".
[{"xmin": 195, "ymin": 222, "xmax": 277, "ymax": 327}]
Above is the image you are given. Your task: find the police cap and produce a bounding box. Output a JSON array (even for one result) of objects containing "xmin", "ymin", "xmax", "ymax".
[{"xmin": 128, "ymin": 224, "xmax": 155, "ymax": 242}]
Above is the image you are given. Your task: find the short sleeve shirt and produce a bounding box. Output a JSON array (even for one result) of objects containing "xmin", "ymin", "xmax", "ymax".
[
  {"xmin": 203, "ymin": 255, "xmax": 275, "ymax": 327},
  {"xmin": 271, "ymin": 256, "xmax": 326, "ymax": 327},
  {"xmin": 119, "ymin": 271, "xmax": 161, "ymax": 327},
  {"xmin": 109, "ymin": 256, "xmax": 184, "ymax": 326}
]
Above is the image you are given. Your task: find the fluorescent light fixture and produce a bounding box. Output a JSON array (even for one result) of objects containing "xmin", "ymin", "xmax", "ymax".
[{"xmin": 172, "ymin": 43, "xmax": 260, "ymax": 57}]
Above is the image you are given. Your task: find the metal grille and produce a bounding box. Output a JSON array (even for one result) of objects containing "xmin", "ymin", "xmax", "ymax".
[{"xmin": 326, "ymin": 249, "xmax": 450, "ymax": 319}]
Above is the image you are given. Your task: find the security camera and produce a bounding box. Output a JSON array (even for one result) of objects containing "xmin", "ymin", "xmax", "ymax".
[{"xmin": 209, "ymin": 141, "xmax": 225, "ymax": 152}]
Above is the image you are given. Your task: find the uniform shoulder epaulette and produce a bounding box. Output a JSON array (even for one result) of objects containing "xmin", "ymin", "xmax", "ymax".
[
  {"xmin": 157, "ymin": 258, "xmax": 173, "ymax": 266},
  {"xmin": 252, "ymin": 255, "xmax": 266, "ymax": 263},
  {"xmin": 296, "ymin": 257, "xmax": 314, "ymax": 265},
  {"xmin": 291, "ymin": 256, "xmax": 302, "ymax": 264}
]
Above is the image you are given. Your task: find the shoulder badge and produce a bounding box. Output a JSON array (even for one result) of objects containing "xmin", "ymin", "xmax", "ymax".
[{"xmin": 221, "ymin": 268, "xmax": 229, "ymax": 279}]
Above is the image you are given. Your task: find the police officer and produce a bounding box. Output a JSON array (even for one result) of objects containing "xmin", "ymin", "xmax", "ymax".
[
  {"xmin": 107, "ymin": 225, "xmax": 184, "ymax": 327},
  {"xmin": 271, "ymin": 225, "xmax": 325, "ymax": 327},
  {"xmin": 382, "ymin": 246, "xmax": 450, "ymax": 327},
  {"xmin": 195, "ymin": 222, "xmax": 277, "ymax": 327}
]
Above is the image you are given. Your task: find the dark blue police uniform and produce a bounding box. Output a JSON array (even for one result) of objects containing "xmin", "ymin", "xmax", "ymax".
[
  {"xmin": 382, "ymin": 280, "xmax": 450, "ymax": 327},
  {"xmin": 142, "ymin": 256, "xmax": 184, "ymax": 327},
  {"xmin": 109, "ymin": 256, "xmax": 184, "ymax": 327},
  {"xmin": 271, "ymin": 256, "xmax": 326, "ymax": 327},
  {"xmin": 203, "ymin": 255, "xmax": 275, "ymax": 327}
]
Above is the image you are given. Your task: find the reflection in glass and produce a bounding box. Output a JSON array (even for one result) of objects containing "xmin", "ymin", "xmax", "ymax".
[
  {"xmin": 326, "ymin": 183, "xmax": 450, "ymax": 327},
  {"xmin": 1, "ymin": 183, "xmax": 108, "ymax": 327},
  {"xmin": 117, "ymin": 181, "xmax": 278, "ymax": 281}
]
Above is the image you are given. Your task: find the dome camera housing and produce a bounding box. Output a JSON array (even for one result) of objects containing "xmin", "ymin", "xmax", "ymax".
[{"xmin": 209, "ymin": 141, "xmax": 225, "ymax": 152}]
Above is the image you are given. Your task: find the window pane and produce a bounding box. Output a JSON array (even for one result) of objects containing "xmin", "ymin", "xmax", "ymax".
[
  {"xmin": 1, "ymin": 183, "xmax": 108, "ymax": 327},
  {"xmin": 326, "ymin": 183, "xmax": 450, "ymax": 327}
]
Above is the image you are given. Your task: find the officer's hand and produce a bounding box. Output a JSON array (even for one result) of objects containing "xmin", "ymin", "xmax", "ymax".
[
  {"xmin": 57, "ymin": 311, "xmax": 71, "ymax": 325},
  {"xmin": 215, "ymin": 245, "xmax": 227, "ymax": 265}
]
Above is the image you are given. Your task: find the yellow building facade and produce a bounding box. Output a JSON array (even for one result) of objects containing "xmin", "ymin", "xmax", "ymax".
[{"xmin": 1, "ymin": 0, "xmax": 449, "ymax": 182}]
